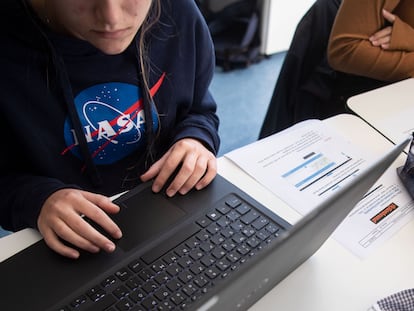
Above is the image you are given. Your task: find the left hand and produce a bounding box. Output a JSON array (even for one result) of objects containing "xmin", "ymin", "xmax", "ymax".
[
  {"xmin": 369, "ymin": 9, "xmax": 396, "ymax": 50},
  {"xmin": 140, "ymin": 138, "xmax": 217, "ymax": 197}
]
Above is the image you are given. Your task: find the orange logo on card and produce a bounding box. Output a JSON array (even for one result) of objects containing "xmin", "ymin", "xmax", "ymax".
[{"xmin": 370, "ymin": 203, "xmax": 398, "ymax": 224}]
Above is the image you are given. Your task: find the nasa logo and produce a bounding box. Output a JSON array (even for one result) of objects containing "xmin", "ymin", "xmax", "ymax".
[{"xmin": 63, "ymin": 82, "xmax": 159, "ymax": 165}]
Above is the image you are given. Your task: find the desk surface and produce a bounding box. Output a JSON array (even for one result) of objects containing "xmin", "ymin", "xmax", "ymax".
[
  {"xmin": 221, "ymin": 114, "xmax": 414, "ymax": 311},
  {"xmin": 1, "ymin": 114, "xmax": 414, "ymax": 311},
  {"xmin": 347, "ymin": 78, "xmax": 414, "ymax": 145}
]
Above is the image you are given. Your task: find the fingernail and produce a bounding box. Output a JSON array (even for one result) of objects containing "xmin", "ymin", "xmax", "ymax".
[
  {"xmin": 114, "ymin": 230, "xmax": 122, "ymax": 239},
  {"xmin": 106, "ymin": 243, "xmax": 116, "ymax": 252},
  {"xmin": 166, "ymin": 189, "xmax": 175, "ymax": 197}
]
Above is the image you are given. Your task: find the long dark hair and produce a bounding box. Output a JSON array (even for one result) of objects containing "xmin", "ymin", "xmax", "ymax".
[
  {"xmin": 122, "ymin": 0, "xmax": 163, "ymax": 187},
  {"xmin": 137, "ymin": 0, "xmax": 162, "ymax": 167}
]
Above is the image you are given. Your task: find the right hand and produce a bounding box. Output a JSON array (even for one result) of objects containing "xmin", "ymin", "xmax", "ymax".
[
  {"xmin": 369, "ymin": 9, "xmax": 396, "ymax": 50},
  {"xmin": 37, "ymin": 189, "xmax": 123, "ymax": 259}
]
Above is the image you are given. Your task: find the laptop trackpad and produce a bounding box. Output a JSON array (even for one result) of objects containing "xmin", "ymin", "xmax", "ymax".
[{"xmin": 114, "ymin": 188, "xmax": 187, "ymax": 252}]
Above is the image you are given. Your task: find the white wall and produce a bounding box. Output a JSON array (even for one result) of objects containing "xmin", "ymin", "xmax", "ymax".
[
  {"xmin": 204, "ymin": 0, "xmax": 315, "ymax": 55},
  {"xmin": 260, "ymin": 0, "xmax": 315, "ymax": 55}
]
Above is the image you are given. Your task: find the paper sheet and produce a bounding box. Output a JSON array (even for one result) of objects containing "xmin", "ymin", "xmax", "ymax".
[
  {"xmin": 225, "ymin": 119, "xmax": 414, "ymax": 258},
  {"xmin": 225, "ymin": 120, "xmax": 374, "ymax": 215}
]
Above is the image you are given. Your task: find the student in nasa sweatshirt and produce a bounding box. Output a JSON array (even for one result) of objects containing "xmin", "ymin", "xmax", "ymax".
[{"xmin": 0, "ymin": 0, "xmax": 220, "ymax": 258}]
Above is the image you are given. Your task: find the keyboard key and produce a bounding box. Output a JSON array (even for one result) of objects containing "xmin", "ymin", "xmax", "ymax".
[
  {"xmin": 185, "ymin": 236, "xmax": 201, "ymax": 248},
  {"xmin": 188, "ymin": 248, "xmax": 204, "ymax": 260},
  {"xmin": 222, "ymin": 241, "xmax": 236, "ymax": 251},
  {"xmin": 240, "ymin": 210, "xmax": 260, "ymax": 224},
  {"xmin": 266, "ymin": 223, "xmax": 281, "ymax": 234},
  {"xmin": 182, "ymin": 283, "xmax": 197, "ymax": 296},
  {"xmin": 129, "ymin": 288, "xmax": 146, "ymax": 303},
  {"xmin": 196, "ymin": 216, "xmax": 212, "ymax": 228},
  {"xmin": 211, "ymin": 234, "xmax": 225, "ymax": 245},
  {"xmin": 246, "ymin": 236, "xmax": 260, "ymax": 248},
  {"xmin": 170, "ymin": 292, "xmax": 186, "ymax": 306},
  {"xmin": 178, "ymin": 270, "xmax": 195, "ymax": 283},
  {"xmin": 225, "ymin": 196, "xmax": 242, "ymax": 208},
  {"xmin": 216, "ymin": 259, "xmax": 231, "ymax": 271},
  {"xmin": 216, "ymin": 204, "xmax": 231, "ymax": 215},
  {"xmin": 141, "ymin": 280, "xmax": 158, "ymax": 294},
  {"xmin": 211, "ymin": 248, "xmax": 226, "ymax": 259},
  {"xmin": 137, "ymin": 268, "xmax": 154, "ymax": 282},
  {"xmin": 257, "ymin": 228, "xmax": 271, "ymax": 240},
  {"xmin": 113, "ymin": 285, "xmax": 129, "ymax": 299},
  {"xmin": 166, "ymin": 279, "xmax": 183, "ymax": 292},
  {"xmin": 128, "ymin": 259, "xmax": 143, "ymax": 273},
  {"xmin": 157, "ymin": 299, "xmax": 175, "ymax": 310},
  {"xmin": 177, "ymin": 257, "xmax": 193, "ymax": 268},
  {"xmin": 83, "ymin": 294, "xmax": 116, "ymax": 311},
  {"xmin": 153, "ymin": 271, "xmax": 170, "ymax": 285},
  {"xmin": 195, "ymin": 230, "xmax": 210, "ymax": 242},
  {"xmin": 206, "ymin": 223, "xmax": 221, "ymax": 235},
  {"xmin": 252, "ymin": 216, "xmax": 269, "ymax": 230},
  {"xmin": 206, "ymin": 211, "xmax": 221, "ymax": 221},
  {"xmin": 236, "ymin": 203, "xmax": 251, "ymax": 215},
  {"xmin": 70, "ymin": 295, "xmax": 87, "ymax": 308},
  {"xmin": 241, "ymin": 227, "xmax": 256, "ymax": 237},
  {"xmin": 200, "ymin": 255, "xmax": 215, "ymax": 267},
  {"xmin": 141, "ymin": 296, "xmax": 159, "ymax": 309},
  {"xmin": 205, "ymin": 267, "xmax": 220, "ymax": 279},
  {"xmin": 216, "ymin": 216, "xmax": 231, "ymax": 228},
  {"xmin": 162, "ymin": 252, "xmax": 179, "ymax": 264},
  {"xmin": 115, "ymin": 298, "xmax": 135, "ymax": 311},
  {"xmin": 166, "ymin": 263, "xmax": 182, "ymax": 277},
  {"xmin": 227, "ymin": 210, "xmax": 241, "ymax": 221},
  {"xmin": 101, "ymin": 275, "xmax": 117, "ymax": 288},
  {"xmin": 115, "ymin": 268, "xmax": 131, "ymax": 281},
  {"xmin": 151, "ymin": 260, "xmax": 167, "ymax": 273},
  {"xmin": 86, "ymin": 285, "xmax": 105, "ymax": 302},
  {"xmin": 153, "ymin": 286, "xmax": 171, "ymax": 301},
  {"xmin": 190, "ymin": 263, "xmax": 205, "ymax": 275}
]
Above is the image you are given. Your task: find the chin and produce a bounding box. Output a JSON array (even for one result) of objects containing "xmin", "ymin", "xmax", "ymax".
[
  {"xmin": 92, "ymin": 38, "xmax": 133, "ymax": 55},
  {"xmin": 98, "ymin": 45, "xmax": 130, "ymax": 55}
]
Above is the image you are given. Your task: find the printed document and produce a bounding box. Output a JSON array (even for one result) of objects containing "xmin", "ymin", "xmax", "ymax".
[{"xmin": 225, "ymin": 119, "xmax": 414, "ymax": 258}]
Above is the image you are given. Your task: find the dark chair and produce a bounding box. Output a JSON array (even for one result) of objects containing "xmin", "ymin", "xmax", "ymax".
[
  {"xmin": 259, "ymin": 0, "xmax": 388, "ymax": 138},
  {"xmin": 198, "ymin": 0, "xmax": 262, "ymax": 71}
]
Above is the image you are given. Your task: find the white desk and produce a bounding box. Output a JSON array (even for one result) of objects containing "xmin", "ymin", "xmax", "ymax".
[
  {"xmin": 2, "ymin": 114, "xmax": 414, "ymax": 311},
  {"xmin": 347, "ymin": 78, "xmax": 414, "ymax": 145}
]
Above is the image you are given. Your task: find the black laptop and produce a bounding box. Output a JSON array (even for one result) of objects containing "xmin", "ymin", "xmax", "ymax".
[{"xmin": 0, "ymin": 137, "xmax": 409, "ymax": 311}]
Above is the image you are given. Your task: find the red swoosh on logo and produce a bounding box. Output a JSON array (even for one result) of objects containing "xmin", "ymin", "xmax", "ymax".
[{"xmin": 62, "ymin": 72, "xmax": 166, "ymax": 157}]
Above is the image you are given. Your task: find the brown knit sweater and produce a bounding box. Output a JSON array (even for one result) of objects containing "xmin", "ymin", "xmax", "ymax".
[{"xmin": 328, "ymin": 0, "xmax": 414, "ymax": 81}]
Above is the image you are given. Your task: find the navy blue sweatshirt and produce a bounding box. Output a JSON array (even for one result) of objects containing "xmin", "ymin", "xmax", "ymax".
[{"xmin": 0, "ymin": 0, "xmax": 220, "ymax": 231}]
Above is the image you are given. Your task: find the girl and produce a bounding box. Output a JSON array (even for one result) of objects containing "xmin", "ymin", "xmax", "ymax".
[{"xmin": 0, "ymin": 0, "xmax": 220, "ymax": 258}]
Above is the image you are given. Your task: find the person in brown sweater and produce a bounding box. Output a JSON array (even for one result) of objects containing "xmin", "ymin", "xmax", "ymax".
[{"xmin": 328, "ymin": 0, "xmax": 414, "ymax": 81}]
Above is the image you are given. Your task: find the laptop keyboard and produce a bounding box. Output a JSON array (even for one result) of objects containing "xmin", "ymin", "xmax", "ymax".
[{"xmin": 58, "ymin": 194, "xmax": 285, "ymax": 311}]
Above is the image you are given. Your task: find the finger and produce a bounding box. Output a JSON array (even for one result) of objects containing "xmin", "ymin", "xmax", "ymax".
[
  {"xmin": 369, "ymin": 27, "xmax": 392, "ymax": 44},
  {"xmin": 380, "ymin": 43, "xmax": 391, "ymax": 50},
  {"xmin": 382, "ymin": 9, "xmax": 396, "ymax": 24},
  {"xmin": 152, "ymin": 149, "xmax": 186, "ymax": 193},
  {"xmin": 40, "ymin": 222, "xmax": 83, "ymax": 259},
  {"xmin": 371, "ymin": 36, "xmax": 391, "ymax": 47},
  {"xmin": 49, "ymin": 216, "xmax": 102, "ymax": 254},
  {"xmin": 140, "ymin": 153, "xmax": 167, "ymax": 182},
  {"xmin": 195, "ymin": 158, "xmax": 218, "ymax": 190},
  {"xmin": 72, "ymin": 202, "xmax": 121, "ymax": 252},
  {"xmin": 167, "ymin": 153, "xmax": 200, "ymax": 196},
  {"xmin": 81, "ymin": 192, "xmax": 123, "ymax": 239}
]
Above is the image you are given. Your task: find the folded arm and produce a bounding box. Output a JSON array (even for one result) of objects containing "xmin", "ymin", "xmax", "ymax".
[{"xmin": 328, "ymin": 0, "xmax": 414, "ymax": 81}]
